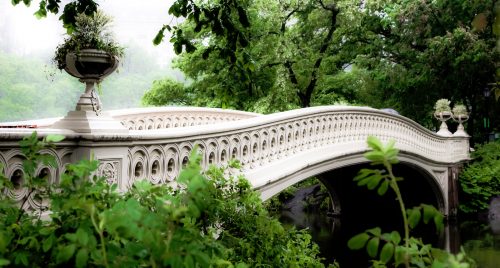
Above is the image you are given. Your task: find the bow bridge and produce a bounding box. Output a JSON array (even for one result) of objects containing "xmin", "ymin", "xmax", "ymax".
[{"xmin": 0, "ymin": 106, "xmax": 469, "ymax": 217}]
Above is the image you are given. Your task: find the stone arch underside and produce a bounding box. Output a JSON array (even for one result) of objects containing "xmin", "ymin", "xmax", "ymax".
[{"xmin": 249, "ymin": 151, "xmax": 449, "ymax": 216}]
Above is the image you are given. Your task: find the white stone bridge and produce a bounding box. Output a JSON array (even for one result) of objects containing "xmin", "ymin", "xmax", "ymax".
[{"xmin": 0, "ymin": 106, "xmax": 470, "ymax": 217}]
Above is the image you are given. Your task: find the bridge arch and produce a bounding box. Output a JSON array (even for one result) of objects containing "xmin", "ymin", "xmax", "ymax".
[{"xmin": 253, "ymin": 151, "xmax": 448, "ymax": 216}]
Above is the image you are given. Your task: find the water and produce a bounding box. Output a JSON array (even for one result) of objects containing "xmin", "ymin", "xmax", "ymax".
[
  {"xmin": 459, "ymin": 197, "xmax": 500, "ymax": 267},
  {"xmin": 278, "ymin": 186, "xmax": 500, "ymax": 267}
]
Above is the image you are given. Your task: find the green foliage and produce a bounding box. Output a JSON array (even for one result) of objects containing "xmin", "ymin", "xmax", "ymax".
[
  {"xmin": 11, "ymin": 0, "xmax": 98, "ymax": 33},
  {"xmin": 142, "ymin": 78, "xmax": 190, "ymax": 106},
  {"xmin": 0, "ymin": 45, "xmax": 168, "ymax": 122},
  {"xmin": 459, "ymin": 140, "xmax": 500, "ymax": 214},
  {"xmin": 435, "ymin": 99, "xmax": 452, "ymax": 113},
  {"xmin": 348, "ymin": 136, "xmax": 474, "ymax": 267},
  {"xmin": 53, "ymin": 10, "xmax": 124, "ymax": 70},
  {"xmin": 452, "ymin": 104, "xmax": 468, "ymax": 116},
  {"xmin": 461, "ymin": 221, "xmax": 500, "ymax": 267},
  {"xmin": 146, "ymin": 0, "xmax": 357, "ymax": 112},
  {"xmin": 0, "ymin": 133, "xmax": 326, "ymax": 267},
  {"xmin": 353, "ymin": 0, "xmax": 498, "ymax": 135}
]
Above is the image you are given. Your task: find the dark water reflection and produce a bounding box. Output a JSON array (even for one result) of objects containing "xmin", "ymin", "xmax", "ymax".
[{"xmin": 278, "ymin": 189, "xmax": 500, "ymax": 267}]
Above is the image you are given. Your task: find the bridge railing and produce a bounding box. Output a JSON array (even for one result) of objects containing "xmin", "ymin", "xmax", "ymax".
[
  {"xmin": 0, "ymin": 106, "xmax": 470, "ymax": 211},
  {"xmin": 109, "ymin": 107, "xmax": 260, "ymax": 130},
  {"xmin": 0, "ymin": 107, "xmax": 260, "ymax": 130}
]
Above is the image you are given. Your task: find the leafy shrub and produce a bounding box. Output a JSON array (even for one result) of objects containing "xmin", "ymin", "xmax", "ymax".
[
  {"xmin": 459, "ymin": 140, "xmax": 500, "ymax": 214},
  {"xmin": 0, "ymin": 133, "xmax": 326, "ymax": 267},
  {"xmin": 348, "ymin": 137, "xmax": 475, "ymax": 267}
]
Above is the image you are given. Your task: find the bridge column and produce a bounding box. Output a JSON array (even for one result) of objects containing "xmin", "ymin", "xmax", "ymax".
[{"xmin": 447, "ymin": 164, "xmax": 462, "ymax": 218}]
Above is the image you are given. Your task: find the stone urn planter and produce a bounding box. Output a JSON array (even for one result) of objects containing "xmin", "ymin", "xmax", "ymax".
[
  {"xmin": 65, "ymin": 49, "xmax": 120, "ymax": 114},
  {"xmin": 434, "ymin": 111, "xmax": 453, "ymax": 136},
  {"xmin": 51, "ymin": 11, "xmax": 127, "ymax": 134},
  {"xmin": 433, "ymin": 99, "xmax": 453, "ymax": 136},
  {"xmin": 452, "ymin": 104, "xmax": 469, "ymax": 137}
]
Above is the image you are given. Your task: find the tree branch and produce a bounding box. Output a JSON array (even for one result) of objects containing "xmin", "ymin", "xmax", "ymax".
[{"xmin": 300, "ymin": 5, "xmax": 339, "ymax": 107}]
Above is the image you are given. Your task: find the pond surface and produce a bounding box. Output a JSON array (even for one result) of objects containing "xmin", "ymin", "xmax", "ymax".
[{"xmin": 278, "ymin": 186, "xmax": 500, "ymax": 267}]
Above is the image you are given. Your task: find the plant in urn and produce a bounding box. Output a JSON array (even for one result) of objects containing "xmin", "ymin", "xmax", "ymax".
[
  {"xmin": 434, "ymin": 99, "xmax": 452, "ymax": 136},
  {"xmin": 452, "ymin": 104, "xmax": 469, "ymax": 136}
]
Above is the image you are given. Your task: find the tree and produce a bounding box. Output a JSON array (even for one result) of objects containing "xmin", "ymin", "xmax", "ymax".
[
  {"xmin": 349, "ymin": 0, "xmax": 499, "ymax": 137},
  {"xmin": 145, "ymin": 0, "xmax": 362, "ymax": 113}
]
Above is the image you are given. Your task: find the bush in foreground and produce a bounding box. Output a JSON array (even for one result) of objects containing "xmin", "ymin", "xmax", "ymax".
[{"xmin": 0, "ymin": 133, "xmax": 327, "ymax": 267}]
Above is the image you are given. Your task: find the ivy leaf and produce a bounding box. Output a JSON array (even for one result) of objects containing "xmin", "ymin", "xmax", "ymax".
[
  {"xmin": 348, "ymin": 233, "xmax": 370, "ymax": 250},
  {"xmin": 367, "ymin": 237, "xmax": 380, "ymax": 258},
  {"xmin": 380, "ymin": 243, "xmax": 394, "ymax": 263}
]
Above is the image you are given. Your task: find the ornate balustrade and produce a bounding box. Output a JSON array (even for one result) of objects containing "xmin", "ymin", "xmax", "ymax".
[
  {"xmin": 0, "ymin": 106, "xmax": 470, "ymax": 212},
  {"xmin": 0, "ymin": 107, "xmax": 260, "ymax": 130},
  {"xmin": 109, "ymin": 107, "xmax": 260, "ymax": 130}
]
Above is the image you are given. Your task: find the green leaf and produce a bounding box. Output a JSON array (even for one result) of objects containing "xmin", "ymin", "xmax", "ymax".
[
  {"xmin": 42, "ymin": 234, "xmax": 56, "ymax": 252},
  {"xmin": 365, "ymin": 151, "xmax": 385, "ymax": 162},
  {"xmin": 367, "ymin": 136, "xmax": 384, "ymax": 151},
  {"xmin": 45, "ymin": 134, "xmax": 65, "ymax": 143},
  {"xmin": 348, "ymin": 233, "xmax": 370, "ymax": 250},
  {"xmin": 408, "ymin": 208, "xmax": 421, "ymax": 229},
  {"xmin": 153, "ymin": 26, "xmax": 166, "ymax": 45},
  {"xmin": 377, "ymin": 179, "xmax": 389, "ymax": 195},
  {"xmin": 394, "ymin": 246, "xmax": 405, "ymax": 265},
  {"xmin": 434, "ymin": 214, "xmax": 444, "ymax": 233},
  {"xmin": 380, "ymin": 243, "xmax": 394, "ymax": 263},
  {"xmin": 389, "ymin": 231, "xmax": 401, "ymax": 244},
  {"xmin": 367, "ymin": 237, "xmax": 380, "ymax": 258},
  {"xmin": 76, "ymin": 228, "xmax": 89, "ymax": 246},
  {"xmin": 56, "ymin": 244, "xmax": 76, "ymax": 264},
  {"xmin": 0, "ymin": 259, "xmax": 10, "ymax": 266},
  {"xmin": 75, "ymin": 248, "xmax": 88, "ymax": 268},
  {"xmin": 184, "ymin": 254, "xmax": 195, "ymax": 268},
  {"xmin": 39, "ymin": 227, "xmax": 54, "ymax": 235},
  {"xmin": 422, "ymin": 204, "xmax": 435, "ymax": 224},
  {"xmin": 367, "ymin": 175, "xmax": 383, "ymax": 190},
  {"xmin": 367, "ymin": 227, "xmax": 381, "ymax": 236}
]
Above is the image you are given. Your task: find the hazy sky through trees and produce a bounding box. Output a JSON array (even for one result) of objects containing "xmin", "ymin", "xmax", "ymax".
[
  {"xmin": 0, "ymin": 0, "xmax": 177, "ymax": 66},
  {"xmin": 0, "ymin": 1, "xmax": 185, "ymax": 122}
]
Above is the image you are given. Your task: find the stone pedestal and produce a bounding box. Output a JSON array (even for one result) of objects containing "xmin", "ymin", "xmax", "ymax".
[
  {"xmin": 52, "ymin": 80, "xmax": 128, "ymax": 134},
  {"xmin": 52, "ymin": 110, "xmax": 128, "ymax": 134}
]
